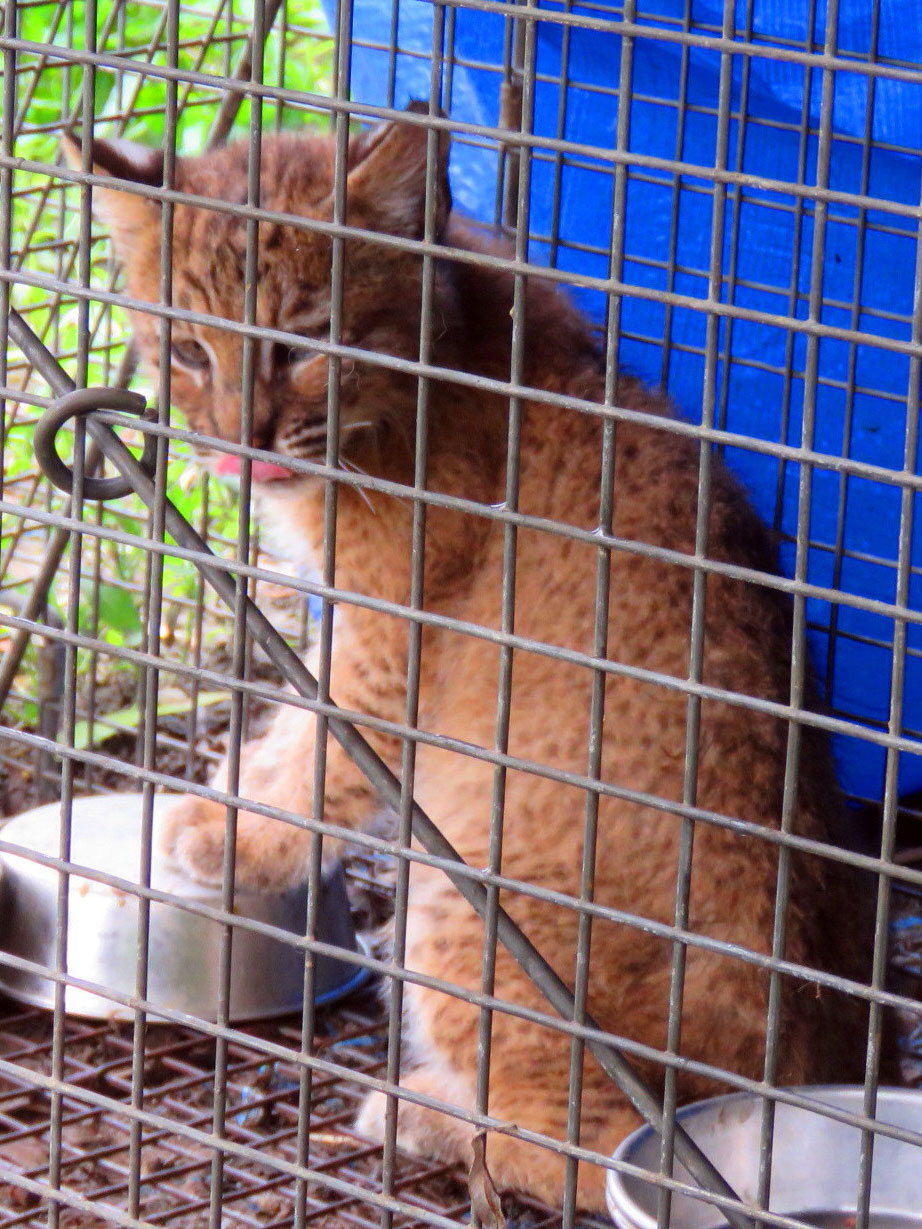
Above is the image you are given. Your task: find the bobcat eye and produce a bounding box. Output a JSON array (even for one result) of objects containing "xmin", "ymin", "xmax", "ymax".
[{"xmin": 171, "ymin": 338, "xmax": 210, "ymax": 370}]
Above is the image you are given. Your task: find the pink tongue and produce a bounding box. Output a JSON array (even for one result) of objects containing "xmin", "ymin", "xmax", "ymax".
[{"xmin": 215, "ymin": 455, "xmax": 293, "ymax": 482}]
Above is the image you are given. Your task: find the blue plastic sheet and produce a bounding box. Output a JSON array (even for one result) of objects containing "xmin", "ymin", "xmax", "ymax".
[{"xmin": 323, "ymin": 0, "xmax": 922, "ymax": 803}]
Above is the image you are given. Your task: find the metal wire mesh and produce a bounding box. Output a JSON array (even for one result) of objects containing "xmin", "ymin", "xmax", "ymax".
[{"xmin": 2, "ymin": 1, "xmax": 922, "ymax": 1228}]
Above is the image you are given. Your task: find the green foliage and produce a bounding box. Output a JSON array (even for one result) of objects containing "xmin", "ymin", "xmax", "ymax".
[
  {"xmin": 90, "ymin": 582, "xmax": 144, "ymax": 646},
  {"xmin": 3, "ymin": 0, "xmax": 332, "ymax": 740},
  {"xmin": 71, "ymin": 688, "xmax": 230, "ymax": 750}
]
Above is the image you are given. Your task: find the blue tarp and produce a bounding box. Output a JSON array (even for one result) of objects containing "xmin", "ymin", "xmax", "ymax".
[{"xmin": 324, "ymin": 0, "xmax": 922, "ymax": 803}]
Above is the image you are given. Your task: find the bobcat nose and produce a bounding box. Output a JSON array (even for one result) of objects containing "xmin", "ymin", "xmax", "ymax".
[
  {"xmin": 221, "ymin": 379, "xmax": 276, "ymax": 451},
  {"xmin": 229, "ymin": 421, "xmax": 272, "ymax": 452},
  {"xmin": 244, "ymin": 385, "xmax": 277, "ymax": 452}
]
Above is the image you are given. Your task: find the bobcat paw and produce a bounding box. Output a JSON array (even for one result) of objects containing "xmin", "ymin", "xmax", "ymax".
[
  {"xmin": 157, "ymin": 795, "xmax": 311, "ymax": 891},
  {"xmin": 354, "ymin": 1069, "xmax": 476, "ymax": 1163},
  {"xmin": 158, "ymin": 795, "xmax": 231, "ymax": 886},
  {"xmin": 354, "ymin": 1088, "xmax": 388, "ymax": 1144}
]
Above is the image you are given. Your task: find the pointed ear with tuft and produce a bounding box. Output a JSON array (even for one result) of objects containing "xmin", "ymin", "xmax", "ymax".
[
  {"xmin": 61, "ymin": 133, "xmax": 165, "ymax": 257},
  {"xmin": 345, "ymin": 101, "xmax": 452, "ymax": 241}
]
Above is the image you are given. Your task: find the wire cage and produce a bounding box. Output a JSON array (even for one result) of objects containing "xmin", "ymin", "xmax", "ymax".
[{"xmin": 2, "ymin": 1, "xmax": 922, "ymax": 1227}]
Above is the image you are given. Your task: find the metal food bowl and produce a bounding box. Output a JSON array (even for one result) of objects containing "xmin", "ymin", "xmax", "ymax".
[
  {"xmin": 606, "ymin": 1086, "xmax": 922, "ymax": 1229},
  {"xmin": 0, "ymin": 794, "xmax": 370, "ymax": 1022}
]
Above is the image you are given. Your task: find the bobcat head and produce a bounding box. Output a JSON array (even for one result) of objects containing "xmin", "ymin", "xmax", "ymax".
[{"xmin": 63, "ymin": 104, "xmax": 452, "ymax": 485}]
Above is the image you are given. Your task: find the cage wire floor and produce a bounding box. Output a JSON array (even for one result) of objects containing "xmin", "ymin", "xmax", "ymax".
[{"xmin": 0, "ymin": 974, "xmax": 515, "ymax": 1228}]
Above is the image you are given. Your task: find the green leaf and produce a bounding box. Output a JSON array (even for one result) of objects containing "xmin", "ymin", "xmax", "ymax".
[
  {"xmin": 94, "ymin": 582, "xmax": 144, "ymax": 642},
  {"xmin": 71, "ymin": 688, "xmax": 230, "ymax": 751}
]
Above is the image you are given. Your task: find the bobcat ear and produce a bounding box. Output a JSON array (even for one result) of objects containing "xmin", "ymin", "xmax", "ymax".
[
  {"xmin": 61, "ymin": 133, "xmax": 163, "ymax": 254},
  {"xmin": 346, "ymin": 101, "xmax": 452, "ymax": 240}
]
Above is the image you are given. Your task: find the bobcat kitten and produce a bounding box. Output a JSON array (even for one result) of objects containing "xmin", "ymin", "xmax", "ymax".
[{"xmin": 65, "ymin": 109, "xmax": 872, "ymax": 1211}]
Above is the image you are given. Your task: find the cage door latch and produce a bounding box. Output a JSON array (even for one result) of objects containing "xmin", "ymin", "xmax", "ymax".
[{"xmin": 34, "ymin": 385, "xmax": 157, "ymax": 501}]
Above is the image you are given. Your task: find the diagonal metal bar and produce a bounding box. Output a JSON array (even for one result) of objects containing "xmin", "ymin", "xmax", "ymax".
[{"xmin": 12, "ymin": 301, "xmax": 756, "ymax": 1229}]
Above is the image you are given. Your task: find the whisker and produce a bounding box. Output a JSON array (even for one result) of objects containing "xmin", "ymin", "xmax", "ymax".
[{"xmin": 340, "ymin": 457, "xmax": 377, "ymax": 514}]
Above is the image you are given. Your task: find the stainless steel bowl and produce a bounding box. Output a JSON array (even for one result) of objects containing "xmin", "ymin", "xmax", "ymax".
[
  {"xmin": 0, "ymin": 794, "xmax": 370, "ymax": 1022},
  {"xmin": 606, "ymin": 1086, "xmax": 922, "ymax": 1229}
]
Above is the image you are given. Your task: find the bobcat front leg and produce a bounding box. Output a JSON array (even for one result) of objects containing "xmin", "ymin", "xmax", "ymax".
[{"xmin": 159, "ymin": 651, "xmax": 403, "ymax": 890}]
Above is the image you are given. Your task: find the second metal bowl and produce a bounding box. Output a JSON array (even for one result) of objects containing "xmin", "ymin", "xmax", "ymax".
[{"xmin": 606, "ymin": 1085, "xmax": 922, "ymax": 1229}]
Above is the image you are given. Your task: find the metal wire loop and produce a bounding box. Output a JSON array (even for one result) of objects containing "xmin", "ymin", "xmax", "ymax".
[{"xmin": 34, "ymin": 387, "xmax": 155, "ymax": 500}]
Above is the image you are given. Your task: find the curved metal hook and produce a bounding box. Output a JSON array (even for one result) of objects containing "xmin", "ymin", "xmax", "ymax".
[{"xmin": 34, "ymin": 386, "xmax": 156, "ymax": 500}]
